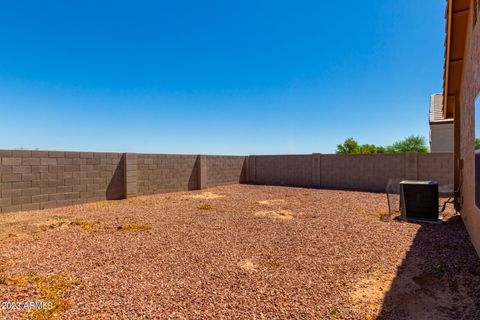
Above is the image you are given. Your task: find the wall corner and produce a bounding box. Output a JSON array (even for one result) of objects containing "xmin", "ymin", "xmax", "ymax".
[
  {"xmin": 248, "ymin": 156, "xmax": 256, "ymax": 184},
  {"xmin": 311, "ymin": 153, "xmax": 322, "ymax": 188},
  {"xmin": 198, "ymin": 155, "xmax": 208, "ymax": 189},
  {"xmin": 124, "ymin": 153, "xmax": 138, "ymax": 198},
  {"xmin": 242, "ymin": 156, "xmax": 249, "ymax": 184}
]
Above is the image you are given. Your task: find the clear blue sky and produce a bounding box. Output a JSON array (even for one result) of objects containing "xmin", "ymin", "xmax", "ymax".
[{"xmin": 0, "ymin": 0, "xmax": 446, "ymax": 155}]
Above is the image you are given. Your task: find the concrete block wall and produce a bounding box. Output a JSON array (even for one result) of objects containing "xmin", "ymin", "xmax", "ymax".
[
  {"xmin": 418, "ymin": 153, "xmax": 454, "ymax": 186},
  {"xmin": 134, "ymin": 154, "xmax": 248, "ymax": 194},
  {"xmin": 136, "ymin": 154, "xmax": 200, "ymax": 195},
  {"xmin": 321, "ymin": 154, "xmax": 406, "ymax": 191},
  {"xmin": 126, "ymin": 153, "xmax": 246, "ymax": 197},
  {"xmin": 252, "ymin": 155, "xmax": 312, "ymax": 187},
  {"xmin": 248, "ymin": 152, "xmax": 453, "ymax": 192},
  {"xmin": 0, "ymin": 150, "xmax": 124, "ymax": 213},
  {"xmin": 206, "ymin": 155, "xmax": 247, "ymax": 187},
  {"xmin": 0, "ymin": 151, "xmax": 248, "ymax": 213}
]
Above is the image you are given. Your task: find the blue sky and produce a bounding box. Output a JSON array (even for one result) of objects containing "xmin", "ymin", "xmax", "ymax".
[{"xmin": 0, "ymin": 0, "xmax": 446, "ymax": 155}]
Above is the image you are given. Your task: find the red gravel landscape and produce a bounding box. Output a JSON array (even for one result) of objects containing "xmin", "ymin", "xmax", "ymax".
[{"xmin": 0, "ymin": 184, "xmax": 479, "ymax": 319}]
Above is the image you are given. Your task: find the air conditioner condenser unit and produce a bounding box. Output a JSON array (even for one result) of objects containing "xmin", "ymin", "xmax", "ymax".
[{"xmin": 399, "ymin": 180, "xmax": 440, "ymax": 223}]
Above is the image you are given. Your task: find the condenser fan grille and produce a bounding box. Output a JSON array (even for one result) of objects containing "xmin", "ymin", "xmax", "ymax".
[{"xmin": 400, "ymin": 181, "xmax": 439, "ymax": 222}]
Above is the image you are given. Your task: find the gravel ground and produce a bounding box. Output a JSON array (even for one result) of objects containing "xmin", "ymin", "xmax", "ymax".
[{"xmin": 0, "ymin": 184, "xmax": 478, "ymax": 319}]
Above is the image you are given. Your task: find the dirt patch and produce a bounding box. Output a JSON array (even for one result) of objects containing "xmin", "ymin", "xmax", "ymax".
[
  {"xmin": 256, "ymin": 199, "xmax": 285, "ymax": 206},
  {"xmin": 350, "ymin": 270, "xmax": 397, "ymax": 317},
  {"xmin": 0, "ymin": 216, "xmax": 71, "ymax": 241},
  {"xmin": 183, "ymin": 192, "xmax": 224, "ymax": 200},
  {"xmin": 0, "ymin": 272, "xmax": 78, "ymax": 320},
  {"xmin": 123, "ymin": 198, "xmax": 167, "ymax": 208},
  {"xmin": 238, "ymin": 259, "xmax": 257, "ymax": 272},
  {"xmin": 351, "ymin": 265, "xmax": 480, "ymax": 320},
  {"xmin": 0, "ymin": 215, "xmax": 103, "ymax": 241},
  {"xmin": 116, "ymin": 224, "xmax": 152, "ymax": 232},
  {"xmin": 86, "ymin": 201, "xmax": 110, "ymax": 208},
  {"xmin": 86, "ymin": 200, "xmax": 124, "ymax": 209},
  {"xmin": 380, "ymin": 267, "xmax": 478, "ymax": 319},
  {"xmin": 255, "ymin": 210, "xmax": 293, "ymax": 220}
]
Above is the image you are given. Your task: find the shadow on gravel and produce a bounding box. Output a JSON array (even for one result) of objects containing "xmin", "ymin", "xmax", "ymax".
[{"xmin": 377, "ymin": 216, "xmax": 480, "ymax": 320}]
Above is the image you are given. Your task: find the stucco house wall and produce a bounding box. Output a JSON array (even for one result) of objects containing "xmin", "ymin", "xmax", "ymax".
[
  {"xmin": 430, "ymin": 122, "xmax": 455, "ymax": 152},
  {"xmin": 429, "ymin": 93, "xmax": 455, "ymax": 153},
  {"xmin": 458, "ymin": 1, "xmax": 480, "ymax": 256}
]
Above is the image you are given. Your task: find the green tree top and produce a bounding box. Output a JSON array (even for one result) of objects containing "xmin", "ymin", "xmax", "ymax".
[
  {"xmin": 336, "ymin": 138, "xmax": 359, "ymax": 154},
  {"xmin": 336, "ymin": 138, "xmax": 384, "ymax": 154},
  {"xmin": 385, "ymin": 135, "xmax": 429, "ymax": 153},
  {"xmin": 335, "ymin": 135, "xmax": 429, "ymax": 154}
]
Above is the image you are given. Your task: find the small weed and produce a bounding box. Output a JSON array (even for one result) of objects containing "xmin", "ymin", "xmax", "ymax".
[
  {"xmin": 277, "ymin": 211, "xmax": 292, "ymax": 218},
  {"xmin": 356, "ymin": 208, "xmax": 388, "ymax": 220},
  {"xmin": 117, "ymin": 224, "xmax": 152, "ymax": 232},
  {"xmin": 324, "ymin": 307, "xmax": 342, "ymax": 320},
  {"xmin": 265, "ymin": 259, "xmax": 281, "ymax": 269},
  {"xmin": 0, "ymin": 216, "xmax": 72, "ymax": 241},
  {"xmin": 433, "ymin": 262, "xmax": 446, "ymax": 274},
  {"xmin": 329, "ymin": 307, "xmax": 340, "ymax": 316},
  {"xmin": 378, "ymin": 211, "xmax": 391, "ymax": 222},
  {"xmin": 24, "ymin": 273, "xmax": 78, "ymax": 320},
  {"xmin": 355, "ymin": 208, "xmax": 369, "ymax": 216},
  {"xmin": 70, "ymin": 220, "xmax": 97, "ymax": 230},
  {"xmin": 0, "ymin": 274, "xmax": 29, "ymax": 285},
  {"xmin": 299, "ymin": 212, "xmax": 318, "ymax": 219},
  {"xmin": 197, "ymin": 204, "xmax": 213, "ymax": 210},
  {"xmin": 37, "ymin": 219, "xmax": 69, "ymax": 232}
]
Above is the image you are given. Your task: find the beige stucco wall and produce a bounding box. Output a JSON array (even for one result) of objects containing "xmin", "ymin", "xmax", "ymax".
[
  {"xmin": 430, "ymin": 122, "xmax": 454, "ymax": 152},
  {"xmin": 458, "ymin": 2, "xmax": 480, "ymax": 256}
]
